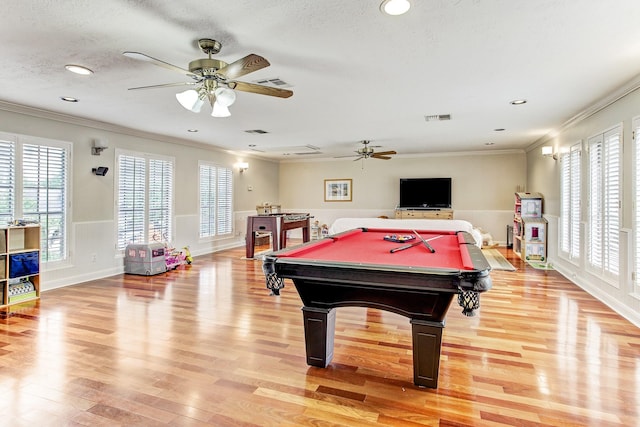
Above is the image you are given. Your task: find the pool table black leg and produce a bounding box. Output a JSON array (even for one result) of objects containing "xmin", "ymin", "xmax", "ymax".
[
  {"xmin": 410, "ymin": 319, "xmax": 445, "ymax": 388},
  {"xmin": 301, "ymin": 306, "xmax": 336, "ymax": 367}
]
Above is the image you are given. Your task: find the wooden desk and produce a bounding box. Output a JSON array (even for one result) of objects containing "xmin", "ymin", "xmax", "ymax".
[{"xmin": 246, "ymin": 214, "xmax": 311, "ymax": 258}]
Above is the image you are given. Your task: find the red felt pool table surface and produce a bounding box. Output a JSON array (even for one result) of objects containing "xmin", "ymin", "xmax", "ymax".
[{"xmin": 273, "ymin": 228, "xmax": 476, "ymax": 271}]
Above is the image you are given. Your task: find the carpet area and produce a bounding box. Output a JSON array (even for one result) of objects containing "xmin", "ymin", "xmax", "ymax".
[
  {"xmin": 527, "ymin": 261, "xmax": 554, "ymax": 270},
  {"xmin": 482, "ymin": 248, "xmax": 517, "ymax": 271}
]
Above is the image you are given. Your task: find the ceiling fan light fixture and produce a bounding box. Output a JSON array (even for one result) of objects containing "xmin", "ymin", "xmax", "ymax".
[
  {"xmin": 214, "ymin": 87, "xmax": 237, "ymax": 107},
  {"xmin": 176, "ymin": 89, "xmax": 204, "ymax": 112},
  {"xmin": 211, "ymin": 102, "xmax": 231, "ymax": 118},
  {"xmin": 380, "ymin": 0, "xmax": 410, "ymax": 16},
  {"xmin": 65, "ymin": 64, "xmax": 94, "ymax": 75}
]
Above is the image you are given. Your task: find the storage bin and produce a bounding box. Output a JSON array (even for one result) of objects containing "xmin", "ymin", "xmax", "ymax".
[{"xmin": 9, "ymin": 251, "xmax": 39, "ymax": 278}]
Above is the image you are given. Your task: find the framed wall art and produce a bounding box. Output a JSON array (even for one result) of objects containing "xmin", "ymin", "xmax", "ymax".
[{"xmin": 324, "ymin": 179, "xmax": 352, "ymax": 202}]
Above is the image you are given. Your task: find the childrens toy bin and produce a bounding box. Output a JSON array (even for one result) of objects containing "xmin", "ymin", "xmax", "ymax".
[
  {"xmin": 9, "ymin": 251, "xmax": 39, "ymax": 278},
  {"xmin": 124, "ymin": 243, "xmax": 167, "ymax": 275}
]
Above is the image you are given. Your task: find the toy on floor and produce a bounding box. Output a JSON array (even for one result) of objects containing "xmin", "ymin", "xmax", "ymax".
[{"xmin": 165, "ymin": 245, "xmax": 192, "ymax": 270}]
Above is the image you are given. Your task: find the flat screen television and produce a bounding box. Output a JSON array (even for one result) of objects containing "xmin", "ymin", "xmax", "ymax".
[{"xmin": 399, "ymin": 178, "xmax": 452, "ymax": 209}]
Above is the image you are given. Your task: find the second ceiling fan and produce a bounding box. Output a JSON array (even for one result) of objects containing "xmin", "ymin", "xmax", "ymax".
[
  {"xmin": 123, "ymin": 38, "xmax": 293, "ymax": 117},
  {"xmin": 342, "ymin": 140, "xmax": 397, "ymax": 161}
]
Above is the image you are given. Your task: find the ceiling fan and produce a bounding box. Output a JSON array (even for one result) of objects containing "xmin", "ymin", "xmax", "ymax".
[
  {"xmin": 338, "ymin": 140, "xmax": 397, "ymax": 161},
  {"xmin": 123, "ymin": 38, "xmax": 293, "ymax": 117}
]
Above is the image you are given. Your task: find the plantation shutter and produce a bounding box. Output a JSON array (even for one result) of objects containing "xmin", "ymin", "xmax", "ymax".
[
  {"xmin": 217, "ymin": 167, "xmax": 233, "ymax": 234},
  {"xmin": 199, "ymin": 164, "xmax": 216, "ymax": 237},
  {"xmin": 602, "ymin": 128, "xmax": 620, "ymax": 276},
  {"xmin": 634, "ymin": 118, "xmax": 640, "ymax": 288},
  {"xmin": 588, "ymin": 134, "xmax": 603, "ymax": 269},
  {"xmin": 587, "ymin": 126, "xmax": 621, "ymax": 277},
  {"xmin": 118, "ymin": 155, "xmax": 146, "ymax": 249},
  {"xmin": 560, "ymin": 143, "xmax": 581, "ymax": 260},
  {"xmin": 0, "ymin": 139, "xmax": 15, "ymax": 225},
  {"xmin": 148, "ymin": 159, "xmax": 173, "ymax": 242},
  {"xmin": 560, "ymin": 151, "xmax": 571, "ymax": 253},
  {"xmin": 199, "ymin": 163, "xmax": 233, "ymax": 238},
  {"xmin": 22, "ymin": 144, "xmax": 67, "ymax": 262},
  {"xmin": 569, "ymin": 144, "xmax": 581, "ymax": 259}
]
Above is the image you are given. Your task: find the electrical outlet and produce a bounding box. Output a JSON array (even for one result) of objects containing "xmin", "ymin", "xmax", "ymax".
[{"xmin": 91, "ymin": 253, "xmax": 97, "ymax": 263}]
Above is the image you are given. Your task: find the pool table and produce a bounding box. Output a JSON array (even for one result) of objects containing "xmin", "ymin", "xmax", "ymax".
[{"xmin": 262, "ymin": 227, "xmax": 492, "ymax": 388}]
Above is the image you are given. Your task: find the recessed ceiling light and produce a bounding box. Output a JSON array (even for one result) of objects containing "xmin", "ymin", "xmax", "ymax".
[
  {"xmin": 60, "ymin": 96, "xmax": 79, "ymax": 102},
  {"xmin": 187, "ymin": 129, "xmax": 198, "ymax": 133},
  {"xmin": 380, "ymin": 0, "xmax": 411, "ymax": 15},
  {"xmin": 65, "ymin": 64, "xmax": 93, "ymax": 75},
  {"xmin": 510, "ymin": 99, "xmax": 527, "ymax": 105}
]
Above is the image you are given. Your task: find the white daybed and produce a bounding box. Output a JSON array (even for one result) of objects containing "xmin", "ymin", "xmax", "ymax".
[{"xmin": 328, "ymin": 217, "xmax": 483, "ymax": 247}]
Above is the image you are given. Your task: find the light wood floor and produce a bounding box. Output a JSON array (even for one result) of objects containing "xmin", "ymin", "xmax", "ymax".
[{"xmin": 1, "ymin": 243, "xmax": 639, "ymax": 426}]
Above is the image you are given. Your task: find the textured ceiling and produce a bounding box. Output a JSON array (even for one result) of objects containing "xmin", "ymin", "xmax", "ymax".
[{"xmin": 1, "ymin": 0, "xmax": 640, "ymax": 160}]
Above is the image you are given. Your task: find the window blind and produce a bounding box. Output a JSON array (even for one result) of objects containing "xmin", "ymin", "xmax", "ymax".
[
  {"xmin": 587, "ymin": 126, "xmax": 621, "ymax": 278},
  {"xmin": 117, "ymin": 153, "xmax": 174, "ymax": 249},
  {"xmin": 0, "ymin": 139, "xmax": 15, "ymax": 225},
  {"xmin": 569, "ymin": 145, "xmax": 581, "ymax": 259},
  {"xmin": 560, "ymin": 143, "xmax": 581, "ymax": 260},
  {"xmin": 199, "ymin": 163, "xmax": 233, "ymax": 238},
  {"xmin": 117, "ymin": 155, "xmax": 146, "ymax": 249},
  {"xmin": 633, "ymin": 118, "xmax": 640, "ymax": 289},
  {"xmin": 148, "ymin": 159, "xmax": 173, "ymax": 243},
  {"xmin": 22, "ymin": 144, "xmax": 67, "ymax": 262}
]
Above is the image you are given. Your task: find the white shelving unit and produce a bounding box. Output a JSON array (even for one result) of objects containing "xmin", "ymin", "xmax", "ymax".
[{"xmin": 513, "ymin": 193, "xmax": 547, "ymax": 261}]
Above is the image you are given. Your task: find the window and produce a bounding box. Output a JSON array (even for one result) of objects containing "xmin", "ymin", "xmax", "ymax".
[
  {"xmin": 559, "ymin": 143, "xmax": 581, "ymax": 261},
  {"xmin": 116, "ymin": 151, "xmax": 174, "ymax": 249},
  {"xmin": 633, "ymin": 117, "xmax": 640, "ymax": 292},
  {"xmin": 0, "ymin": 134, "xmax": 70, "ymax": 263},
  {"xmin": 199, "ymin": 162, "xmax": 233, "ymax": 238},
  {"xmin": 0, "ymin": 139, "xmax": 15, "ymax": 225},
  {"xmin": 587, "ymin": 125, "xmax": 621, "ymax": 280}
]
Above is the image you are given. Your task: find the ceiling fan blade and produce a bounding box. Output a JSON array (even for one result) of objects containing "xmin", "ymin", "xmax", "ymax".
[
  {"xmin": 217, "ymin": 54, "xmax": 270, "ymax": 80},
  {"xmin": 373, "ymin": 151, "xmax": 397, "ymax": 156},
  {"xmin": 372, "ymin": 155, "xmax": 392, "ymax": 160},
  {"xmin": 229, "ymin": 81, "xmax": 293, "ymax": 98},
  {"xmin": 123, "ymin": 51, "xmax": 195, "ymax": 77},
  {"xmin": 353, "ymin": 156, "xmax": 364, "ymax": 161},
  {"xmin": 127, "ymin": 82, "xmax": 196, "ymax": 91}
]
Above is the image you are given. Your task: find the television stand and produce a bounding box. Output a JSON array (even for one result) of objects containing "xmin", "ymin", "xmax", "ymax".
[{"xmin": 395, "ymin": 209, "xmax": 454, "ymax": 220}]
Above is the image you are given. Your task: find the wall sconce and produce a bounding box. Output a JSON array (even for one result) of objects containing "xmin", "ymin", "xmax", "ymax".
[
  {"xmin": 541, "ymin": 146, "xmax": 557, "ymax": 160},
  {"xmin": 92, "ymin": 166, "xmax": 109, "ymax": 176},
  {"xmin": 91, "ymin": 138, "xmax": 109, "ymax": 155},
  {"xmin": 237, "ymin": 162, "xmax": 249, "ymax": 173}
]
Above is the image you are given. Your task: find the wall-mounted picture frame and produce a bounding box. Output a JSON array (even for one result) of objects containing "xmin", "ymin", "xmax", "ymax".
[{"xmin": 324, "ymin": 178, "xmax": 352, "ymax": 202}]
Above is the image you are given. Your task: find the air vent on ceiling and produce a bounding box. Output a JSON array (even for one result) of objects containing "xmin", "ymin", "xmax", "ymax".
[
  {"xmin": 424, "ymin": 114, "xmax": 451, "ymax": 122},
  {"xmin": 253, "ymin": 77, "xmax": 291, "ymax": 88},
  {"xmin": 245, "ymin": 129, "xmax": 269, "ymax": 134}
]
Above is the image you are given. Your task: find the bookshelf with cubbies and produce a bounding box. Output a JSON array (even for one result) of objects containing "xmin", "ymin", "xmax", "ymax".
[
  {"xmin": 0, "ymin": 225, "xmax": 41, "ymax": 307},
  {"xmin": 513, "ymin": 192, "xmax": 547, "ymax": 261}
]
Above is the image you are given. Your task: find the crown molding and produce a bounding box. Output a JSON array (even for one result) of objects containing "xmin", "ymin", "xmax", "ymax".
[
  {"xmin": 526, "ymin": 72, "xmax": 640, "ymax": 152},
  {"xmin": 0, "ymin": 100, "xmax": 225, "ymax": 153}
]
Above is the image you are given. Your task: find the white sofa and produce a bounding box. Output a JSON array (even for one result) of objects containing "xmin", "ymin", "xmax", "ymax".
[{"xmin": 328, "ymin": 217, "xmax": 483, "ymax": 247}]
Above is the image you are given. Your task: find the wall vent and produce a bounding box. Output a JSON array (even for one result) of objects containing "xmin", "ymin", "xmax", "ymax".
[{"xmin": 425, "ymin": 114, "xmax": 451, "ymax": 122}]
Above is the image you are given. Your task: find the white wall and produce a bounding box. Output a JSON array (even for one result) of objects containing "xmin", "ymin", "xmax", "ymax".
[
  {"xmin": 0, "ymin": 106, "xmax": 280, "ymax": 291},
  {"xmin": 526, "ymin": 86, "xmax": 640, "ymax": 327},
  {"xmin": 278, "ymin": 150, "xmax": 526, "ymax": 243}
]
